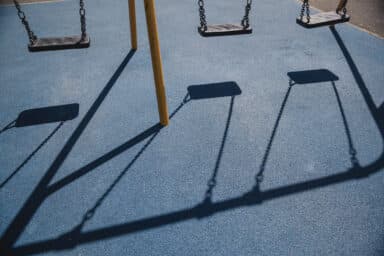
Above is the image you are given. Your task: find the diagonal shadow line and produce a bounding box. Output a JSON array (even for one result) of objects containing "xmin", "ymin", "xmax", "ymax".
[
  {"xmin": 329, "ymin": 26, "xmax": 384, "ymax": 165},
  {"xmin": 77, "ymin": 129, "xmax": 162, "ymax": 230},
  {"xmin": 69, "ymin": 95, "xmax": 190, "ymax": 238},
  {"xmin": 46, "ymin": 93, "xmax": 191, "ymax": 195},
  {"xmin": 0, "ymin": 49, "xmax": 136, "ymax": 251},
  {"xmin": 46, "ymin": 124, "xmax": 162, "ymax": 195},
  {"xmin": 4, "ymin": 95, "xmax": 191, "ymax": 256},
  {"xmin": 330, "ymin": 26, "xmax": 384, "ymax": 136},
  {"xmin": 72, "ymin": 96, "xmax": 192, "ymax": 231},
  {"xmin": 0, "ymin": 122, "xmax": 64, "ymax": 189}
]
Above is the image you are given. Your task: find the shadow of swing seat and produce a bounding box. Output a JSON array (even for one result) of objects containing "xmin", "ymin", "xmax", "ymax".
[
  {"xmin": 287, "ymin": 69, "xmax": 339, "ymax": 84},
  {"xmin": 288, "ymin": 69, "xmax": 361, "ymax": 170},
  {"xmin": 187, "ymin": 81, "xmax": 242, "ymax": 100},
  {"xmin": 15, "ymin": 103, "xmax": 79, "ymax": 127},
  {"xmin": 0, "ymin": 104, "xmax": 79, "ymax": 189}
]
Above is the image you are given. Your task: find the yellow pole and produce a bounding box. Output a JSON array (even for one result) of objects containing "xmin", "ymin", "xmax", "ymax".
[
  {"xmin": 144, "ymin": 0, "xmax": 169, "ymax": 126},
  {"xmin": 128, "ymin": 0, "xmax": 138, "ymax": 50}
]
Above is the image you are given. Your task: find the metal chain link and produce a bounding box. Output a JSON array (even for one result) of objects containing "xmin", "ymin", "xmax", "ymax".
[
  {"xmin": 13, "ymin": 0, "xmax": 37, "ymax": 44},
  {"xmin": 299, "ymin": 0, "xmax": 305, "ymax": 20},
  {"xmin": 342, "ymin": 6, "xmax": 347, "ymax": 16},
  {"xmin": 300, "ymin": 0, "xmax": 348, "ymax": 23},
  {"xmin": 198, "ymin": 0, "xmax": 253, "ymax": 30},
  {"xmin": 299, "ymin": 0, "xmax": 310, "ymax": 23},
  {"xmin": 13, "ymin": 0, "xmax": 87, "ymax": 44},
  {"xmin": 305, "ymin": 1, "xmax": 310, "ymax": 22},
  {"xmin": 299, "ymin": 0, "xmax": 311, "ymax": 23},
  {"xmin": 336, "ymin": 0, "xmax": 348, "ymax": 17},
  {"xmin": 79, "ymin": 0, "xmax": 87, "ymax": 40},
  {"xmin": 241, "ymin": 0, "xmax": 252, "ymax": 28},
  {"xmin": 198, "ymin": 0, "xmax": 207, "ymax": 31}
]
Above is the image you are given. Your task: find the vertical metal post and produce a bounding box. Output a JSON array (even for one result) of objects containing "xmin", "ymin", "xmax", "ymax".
[
  {"xmin": 128, "ymin": 0, "xmax": 138, "ymax": 49},
  {"xmin": 144, "ymin": 0, "xmax": 169, "ymax": 126}
]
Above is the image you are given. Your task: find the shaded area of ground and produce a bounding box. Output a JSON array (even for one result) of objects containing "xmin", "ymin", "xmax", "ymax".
[{"xmin": 0, "ymin": 0, "xmax": 383, "ymax": 255}]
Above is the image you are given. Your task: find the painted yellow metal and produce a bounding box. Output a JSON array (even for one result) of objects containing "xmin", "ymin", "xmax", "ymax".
[
  {"xmin": 128, "ymin": 0, "xmax": 137, "ymax": 50},
  {"xmin": 144, "ymin": 0, "xmax": 169, "ymax": 126}
]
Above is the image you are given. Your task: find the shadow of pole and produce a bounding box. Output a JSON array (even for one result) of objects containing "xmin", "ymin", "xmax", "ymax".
[
  {"xmin": 45, "ymin": 124, "xmax": 162, "ymax": 195},
  {"xmin": 330, "ymin": 26, "xmax": 384, "ymax": 137},
  {"xmin": 0, "ymin": 49, "xmax": 137, "ymax": 252},
  {"xmin": 72, "ymin": 94, "xmax": 191, "ymax": 234},
  {"xmin": 45, "ymin": 93, "xmax": 192, "ymax": 196},
  {"xmin": 78, "ymin": 130, "xmax": 161, "ymax": 230},
  {"xmin": 69, "ymin": 83, "xmax": 241, "ymax": 235}
]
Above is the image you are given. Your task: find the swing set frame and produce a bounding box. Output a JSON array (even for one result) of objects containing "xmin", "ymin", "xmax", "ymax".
[{"xmin": 128, "ymin": 0, "xmax": 169, "ymax": 126}]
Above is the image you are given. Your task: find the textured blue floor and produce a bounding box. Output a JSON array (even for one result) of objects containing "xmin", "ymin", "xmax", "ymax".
[{"xmin": 0, "ymin": 0, "xmax": 383, "ymax": 255}]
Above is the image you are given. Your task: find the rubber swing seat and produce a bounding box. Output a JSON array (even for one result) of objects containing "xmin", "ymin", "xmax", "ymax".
[
  {"xmin": 28, "ymin": 34, "xmax": 90, "ymax": 52},
  {"xmin": 198, "ymin": 24, "xmax": 252, "ymax": 37},
  {"xmin": 296, "ymin": 11, "xmax": 350, "ymax": 28}
]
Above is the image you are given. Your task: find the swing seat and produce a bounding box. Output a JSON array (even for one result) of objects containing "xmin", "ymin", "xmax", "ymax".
[
  {"xmin": 198, "ymin": 24, "xmax": 252, "ymax": 37},
  {"xmin": 296, "ymin": 11, "xmax": 350, "ymax": 28},
  {"xmin": 28, "ymin": 34, "xmax": 90, "ymax": 52}
]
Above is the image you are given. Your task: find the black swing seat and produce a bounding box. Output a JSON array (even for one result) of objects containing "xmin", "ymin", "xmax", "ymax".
[
  {"xmin": 28, "ymin": 34, "xmax": 90, "ymax": 52},
  {"xmin": 296, "ymin": 11, "xmax": 350, "ymax": 28},
  {"xmin": 198, "ymin": 24, "xmax": 252, "ymax": 37}
]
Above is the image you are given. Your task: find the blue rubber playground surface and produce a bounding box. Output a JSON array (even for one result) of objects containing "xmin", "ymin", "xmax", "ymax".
[{"xmin": 1, "ymin": 0, "xmax": 384, "ymax": 255}]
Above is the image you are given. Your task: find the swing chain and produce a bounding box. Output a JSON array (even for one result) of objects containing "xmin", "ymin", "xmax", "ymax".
[
  {"xmin": 198, "ymin": 0, "xmax": 207, "ymax": 31},
  {"xmin": 241, "ymin": 0, "xmax": 252, "ymax": 28},
  {"xmin": 256, "ymin": 173, "xmax": 264, "ymax": 185},
  {"xmin": 342, "ymin": 6, "xmax": 347, "ymax": 16},
  {"xmin": 336, "ymin": 0, "xmax": 348, "ymax": 17},
  {"xmin": 13, "ymin": 0, "xmax": 87, "ymax": 43},
  {"xmin": 79, "ymin": 0, "xmax": 87, "ymax": 40},
  {"xmin": 13, "ymin": 0, "xmax": 37, "ymax": 44},
  {"xmin": 300, "ymin": 0, "xmax": 310, "ymax": 23},
  {"xmin": 198, "ymin": 0, "xmax": 252, "ymax": 31}
]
